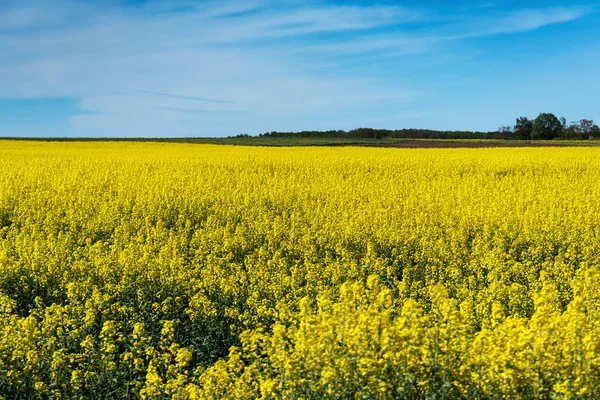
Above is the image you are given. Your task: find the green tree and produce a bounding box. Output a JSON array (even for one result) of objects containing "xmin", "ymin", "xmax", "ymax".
[
  {"xmin": 531, "ymin": 113, "xmax": 562, "ymax": 140},
  {"xmin": 590, "ymin": 124, "xmax": 600, "ymax": 139},
  {"xmin": 514, "ymin": 117, "xmax": 533, "ymax": 140},
  {"xmin": 566, "ymin": 119, "xmax": 596, "ymax": 140},
  {"xmin": 563, "ymin": 124, "xmax": 578, "ymax": 139},
  {"xmin": 579, "ymin": 119, "xmax": 595, "ymax": 137}
]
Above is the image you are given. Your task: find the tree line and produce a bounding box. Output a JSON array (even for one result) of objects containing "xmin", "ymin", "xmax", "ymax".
[
  {"xmin": 254, "ymin": 113, "xmax": 598, "ymax": 141},
  {"xmin": 498, "ymin": 114, "xmax": 599, "ymax": 140},
  {"xmin": 258, "ymin": 128, "xmax": 496, "ymax": 140}
]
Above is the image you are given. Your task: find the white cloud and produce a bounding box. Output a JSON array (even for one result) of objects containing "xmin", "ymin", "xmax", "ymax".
[
  {"xmin": 198, "ymin": 5, "xmax": 421, "ymax": 43},
  {"xmin": 451, "ymin": 6, "xmax": 592, "ymax": 38},
  {"xmin": 304, "ymin": 6, "xmax": 592, "ymax": 56}
]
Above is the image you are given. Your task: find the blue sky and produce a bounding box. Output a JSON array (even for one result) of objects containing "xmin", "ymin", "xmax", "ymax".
[{"xmin": 0, "ymin": 0, "xmax": 599, "ymax": 137}]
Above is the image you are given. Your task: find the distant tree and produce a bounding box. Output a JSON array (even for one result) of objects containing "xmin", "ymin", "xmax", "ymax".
[
  {"xmin": 531, "ymin": 113, "xmax": 562, "ymax": 140},
  {"xmin": 562, "ymin": 123, "xmax": 578, "ymax": 140},
  {"xmin": 514, "ymin": 117, "xmax": 533, "ymax": 140},
  {"xmin": 566, "ymin": 119, "xmax": 596, "ymax": 140},
  {"xmin": 579, "ymin": 119, "xmax": 595, "ymax": 136},
  {"xmin": 496, "ymin": 125, "xmax": 513, "ymax": 139},
  {"xmin": 590, "ymin": 124, "xmax": 600, "ymax": 140}
]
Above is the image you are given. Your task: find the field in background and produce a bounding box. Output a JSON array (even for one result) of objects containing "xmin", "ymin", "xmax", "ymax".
[
  {"xmin": 3, "ymin": 136, "xmax": 600, "ymax": 147},
  {"xmin": 2, "ymin": 142, "xmax": 600, "ymax": 398}
]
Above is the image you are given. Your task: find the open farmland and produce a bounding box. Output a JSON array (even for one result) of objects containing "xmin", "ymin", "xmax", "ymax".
[{"xmin": 2, "ymin": 142, "xmax": 600, "ymax": 398}]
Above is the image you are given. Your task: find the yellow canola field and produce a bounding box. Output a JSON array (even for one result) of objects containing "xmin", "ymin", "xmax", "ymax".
[{"xmin": 1, "ymin": 142, "xmax": 600, "ymax": 399}]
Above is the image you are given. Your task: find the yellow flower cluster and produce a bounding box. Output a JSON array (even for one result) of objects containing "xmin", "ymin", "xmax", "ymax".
[{"xmin": 1, "ymin": 141, "xmax": 600, "ymax": 398}]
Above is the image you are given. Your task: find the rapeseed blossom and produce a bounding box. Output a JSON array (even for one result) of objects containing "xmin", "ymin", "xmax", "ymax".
[{"xmin": 1, "ymin": 142, "xmax": 600, "ymax": 398}]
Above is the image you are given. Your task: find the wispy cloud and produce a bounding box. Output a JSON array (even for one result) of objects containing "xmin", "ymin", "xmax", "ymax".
[
  {"xmin": 305, "ymin": 5, "xmax": 592, "ymax": 55},
  {"xmin": 134, "ymin": 90, "xmax": 233, "ymax": 104},
  {"xmin": 130, "ymin": 0, "xmax": 265, "ymax": 18},
  {"xmin": 199, "ymin": 4, "xmax": 422, "ymax": 43},
  {"xmin": 451, "ymin": 6, "xmax": 592, "ymax": 38},
  {"xmin": 159, "ymin": 107, "xmax": 251, "ymax": 115}
]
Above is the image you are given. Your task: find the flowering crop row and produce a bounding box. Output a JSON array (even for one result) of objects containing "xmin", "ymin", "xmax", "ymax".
[{"xmin": 1, "ymin": 142, "xmax": 600, "ymax": 398}]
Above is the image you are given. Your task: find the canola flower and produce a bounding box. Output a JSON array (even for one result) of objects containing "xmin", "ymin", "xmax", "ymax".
[{"xmin": 1, "ymin": 141, "xmax": 600, "ymax": 398}]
